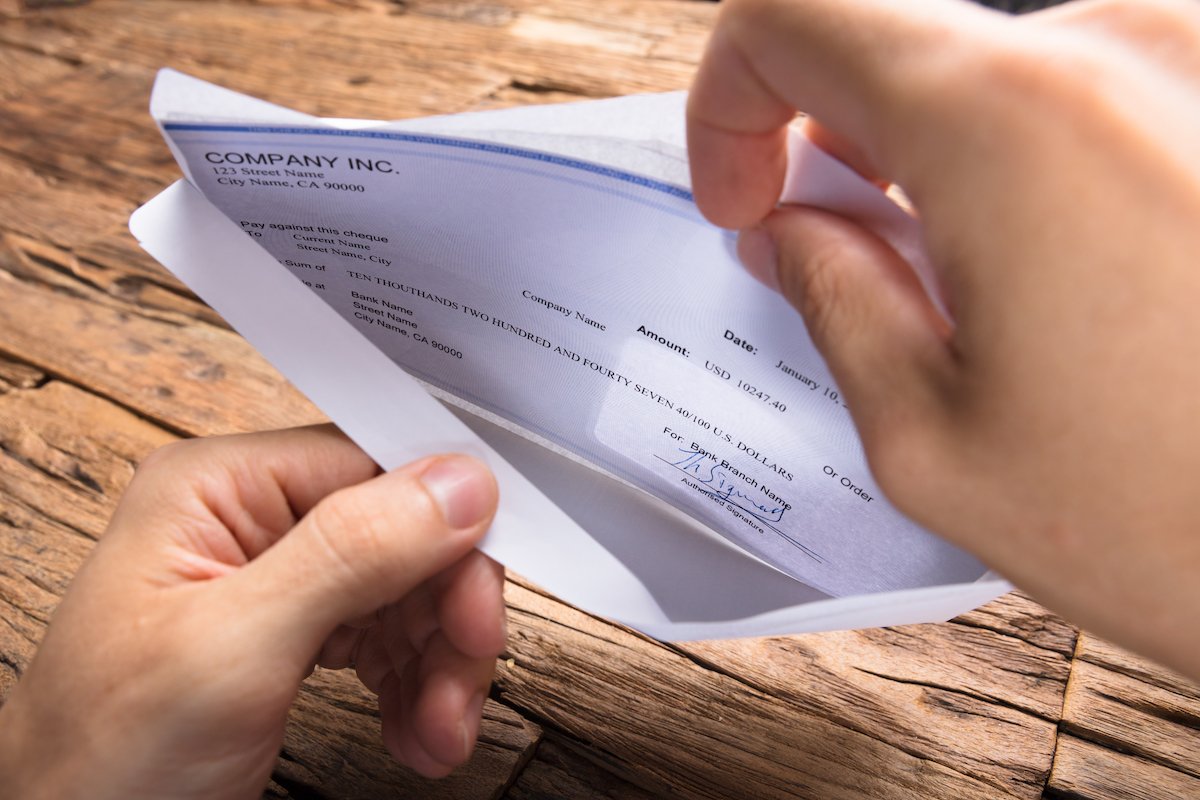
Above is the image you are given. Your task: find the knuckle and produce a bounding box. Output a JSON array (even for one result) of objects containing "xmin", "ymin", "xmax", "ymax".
[
  {"xmin": 134, "ymin": 438, "xmax": 195, "ymax": 476},
  {"xmin": 134, "ymin": 434, "xmax": 243, "ymax": 479},
  {"xmin": 305, "ymin": 477, "xmax": 443, "ymax": 584},
  {"xmin": 308, "ymin": 487, "xmax": 401, "ymax": 581},
  {"xmin": 129, "ymin": 439, "xmax": 220, "ymax": 501},
  {"xmin": 785, "ymin": 240, "xmax": 855, "ymax": 348}
]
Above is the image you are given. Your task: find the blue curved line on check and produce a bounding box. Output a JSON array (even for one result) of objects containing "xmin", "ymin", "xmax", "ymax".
[
  {"xmin": 162, "ymin": 123, "xmax": 694, "ymax": 201},
  {"xmin": 173, "ymin": 136, "xmax": 708, "ymax": 227}
]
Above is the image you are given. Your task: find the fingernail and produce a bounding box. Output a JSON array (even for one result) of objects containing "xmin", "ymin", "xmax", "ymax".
[
  {"xmin": 420, "ymin": 456, "xmax": 496, "ymax": 529},
  {"xmin": 460, "ymin": 690, "xmax": 487, "ymax": 761},
  {"xmin": 737, "ymin": 225, "xmax": 781, "ymax": 292}
]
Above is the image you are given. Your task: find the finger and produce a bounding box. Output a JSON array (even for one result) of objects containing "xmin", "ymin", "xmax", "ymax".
[
  {"xmin": 686, "ymin": 21, "xmax": 792, "ymax": 229},
  {"xmin": 379, "ymin": 601, "xmax": 419, "ymax": 679},
  {"xmin": 119, "ymin": 424, "xmax": 379, "ymax": 561},
  {"xmin": 228, "ymin": 454, "xmax": 499, "ymax": 664},
  {"xmin": 393, "ymin": 582, "xmax": 440, "ymax": 656},
  {"xmin": 687, "ymin": 0, "xmax": 996, "ymax": 228},
  {"xmin": 353, "ymin": 627, "xmax": 393, "ymax": 695},
  {"xmin": 381, "ymin": 663, "xmax": 456, "ymax": 778},
  {"xmin": 412, "ymin": 632, "xmax": 494, "ymax": 769},
  {"xmin": 746, "ymin": 206, "xmax": 952, "ymax": 453},
  {"xmin": 433, "ymin": 552, "xmax": 507, "ymax": 660},
  {"xmin": 316, "ymin": 625, "xmax": 365, "ymax": 670}
]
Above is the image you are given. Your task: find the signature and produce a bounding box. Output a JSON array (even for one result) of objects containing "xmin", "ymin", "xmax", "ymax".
[{"xmin": 665, "ymin": 447, "xmax": 788, "ymax": 524}]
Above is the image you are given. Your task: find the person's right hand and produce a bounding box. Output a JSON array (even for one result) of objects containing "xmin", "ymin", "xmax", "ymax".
[{"xmin": 688, "ymin": 0, "xmax": 1200, "ymax": 679}]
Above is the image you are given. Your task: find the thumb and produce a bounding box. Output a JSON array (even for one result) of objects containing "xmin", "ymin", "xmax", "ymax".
[
  {"xmin": 741, "ymin": 205, "xmax": 953, "ymax": 457},
  {"xmin": 227, "ymin": 454, "xmax": 498, "ymax": 661}
]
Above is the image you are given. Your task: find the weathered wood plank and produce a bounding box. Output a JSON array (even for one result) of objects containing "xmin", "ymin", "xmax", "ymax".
[
  {"xmin": 0, "ymin": 380, "xmax": 177, "ymax": 701},
  {"xmin": 497, "ymin": 578, "xmax": 1026, "ymax": 799},
  {"xmin": 0, "ymin": 379, "xmax": 165, "ymax": 544},
  {"xmin": 0, "ymin": 62, "xmax": 173, "ymax": 201},
  {"xmin": 0, "ymin": 40, "xmax": 78, "ymax": 99},
  {"xmin": 0, "ymin": 234, "xmax": 324, "ymax": 437},
  {"xmin": 1076, "ymin": 633, "xmax": 1200, "ymax": 706},
  {"xmin": 1045, "ymin": 633, "xmax": 1200, "ymax": 797},
  {"xmin": 279, "ymin": 668, "xmax": 542, "ymax": 800},
  {"xmin": 673, "ymin": 594, "xmax": 1072, "ymax": 799},
  {"xmin": 1062, "ymin": 661, "xmax": 1200, "ymax": 778},
  {"xmin": 0, "ymin": 155, "xmax": 138, "ymax": 250},
  {"xmin": 0, "ymin": 355, "xmax": 43, "ymax": 395},
  {"xmin": 1047, "ymin": 734, "xmax": 1200, "ymax": 800},
  {"xmin": 0, "ymin": 0, "xmax": 704, "ymax": 122},
  {"xmin": 953, "ymin": 589, "xmax": 1079, "ymax": 658},
  {"xmin": 504, "ymin": 734, "xmax": 661, "ymax": 800}
]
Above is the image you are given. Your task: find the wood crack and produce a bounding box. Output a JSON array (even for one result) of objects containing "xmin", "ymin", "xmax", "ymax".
[
  {"xmin": 488, "ymin": 696, "xmax": 663, "ymax": 799},
  {"xmin": 486, "ymin": 698, "xmax": 544, "ymax": 800},
  {"xmin": 0, "ymin": 248, "xmax": 192, "ymax": 330},
  {"xmin": 0, "ymin": 349, "xmax": 194, "ymax": 440},
  {"xmin": 660, "ymin": 641, "xmax": 774, "ymax": 699},
  {"xmin": 15, "ymin": 566, "xmax": 60, "ymax": 599},
  {"xmin": 0, "ymin": 248, "xmax": 91, "ymax": 303},
  {"xmin": 0, "ymin": 438, "xmax": 100, "ymax": 505},
  {"xmin": 1090, "ymin": 686, "xmax": 1200, "ymax": 730},
  {"xmin": 0, "ymin": 232, "xmax": 231, "ymax": 337},
  {"xmin": 5, "ymin": 496, "xmax": 97, "ymax": 546},
  {"xmin": 0, "ymin": 650, "xmax": 23, "ymax": 679},
  {"xmin": 0, "ymin": 33, "xmax": 84, "ymax": 67},
  {"xmin": 298, "ymin": 691, "xmax": 377, "ymax": 720},
  {"xmin": 0, "ymin": 594, "xmax": 52, "ymax": 631},
  {"xmin": 1042, "ymin": 630, "xmax": 1083, "ymax": 797},
  {"xmin": 507, "ymin": 77, "xmax": 593, "ymax": 97},
  {"xmin": 1057, "ymin": 714, "xmax": 1200, "ymax": 781},
  {"xmin": 272, "ymin": 748, "xmax": 332, "ymax": 800},
  {"xmin": 852, "ymin": 665, "xmax": 1059, "ymax": 726},
  {"xmin": 950, "ymin": 615, "xmax": 1076, "ymax": 660},
  {"xmin": 105, "ymin": 267, "xmax": 215, "ymax": 316},
  {"xmin": 505, "ymin": 596, "xmax": 665, "ymax": 654}
]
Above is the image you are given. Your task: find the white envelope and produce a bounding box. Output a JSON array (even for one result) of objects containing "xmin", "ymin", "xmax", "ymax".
[{"xmin": 131, "ymin": 71, "xmax": 1008, "ymax": 640}]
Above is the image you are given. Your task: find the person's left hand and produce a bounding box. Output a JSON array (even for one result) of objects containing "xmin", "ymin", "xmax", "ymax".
[{"xmin": 0, "ymin": 424, "xmax": 505, "ymax": 800}]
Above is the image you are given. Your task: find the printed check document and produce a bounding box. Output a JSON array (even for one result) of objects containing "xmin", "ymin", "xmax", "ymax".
[{"xmin": 130, "ymin": 71, "xmax": 1008, "ymax": 640}]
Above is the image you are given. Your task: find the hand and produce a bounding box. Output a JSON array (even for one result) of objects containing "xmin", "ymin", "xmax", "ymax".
[
  {"xmin": 688, "ymin": 0, "xmax": 1200, "ymax": 679},
  {"xmin": 0, "ymin": 425, "xmax": 505, "ymax": 799}
]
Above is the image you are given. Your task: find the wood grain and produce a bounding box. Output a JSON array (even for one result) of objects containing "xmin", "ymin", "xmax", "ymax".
[
  {"xmin": 505, "ymin": 734, "xmax": 661, "ymax": 800},
  {"xmin": 1046, "ymin": 634, "xmax": 1200, "ymax": 798},
  {"xmin": 0, "ymin": 1, "xmax": 1198, "ymax": 798},
  {"xmin": 673, "ymin": 595, "xmax": 1073, "ymax": 798},
  {"xmin": 497, "ymin": 579, "xmax": 1048, "ymax": 799},
  {"xmin": 279, "ymin": 668, "xmax": 542, "ymax": 800},
  {"xmin": 1047, "ymin": 735, "xmax": 1200, "ymax": 800}
]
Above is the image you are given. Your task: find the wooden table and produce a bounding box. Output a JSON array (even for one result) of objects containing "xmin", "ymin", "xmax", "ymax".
[{"xmin": 1, "ymin": 1, "xmax": 1198, "ymax": 797}]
